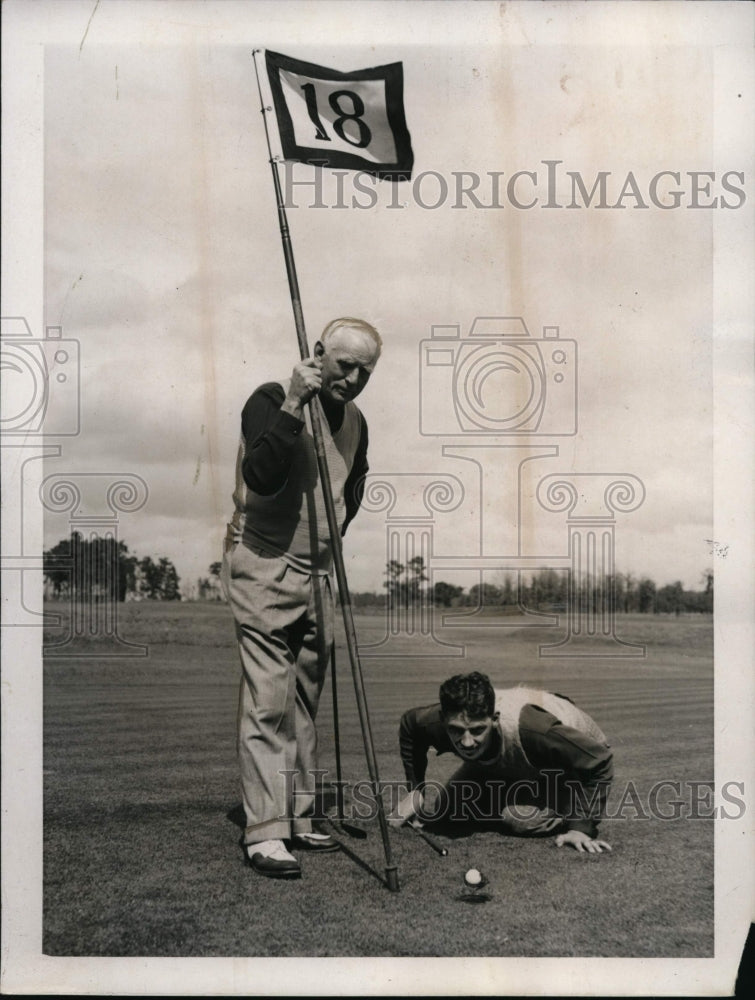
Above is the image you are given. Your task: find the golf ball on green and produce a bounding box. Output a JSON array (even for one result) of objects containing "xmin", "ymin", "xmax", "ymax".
[{"xmin": 465, "ymin": 868, "xmax": 482, "ymax": 886}]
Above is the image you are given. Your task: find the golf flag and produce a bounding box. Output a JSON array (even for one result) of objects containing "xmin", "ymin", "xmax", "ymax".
[{"xmin": 265, "ymin": 49, "xmax": 414, "ymax": 180}]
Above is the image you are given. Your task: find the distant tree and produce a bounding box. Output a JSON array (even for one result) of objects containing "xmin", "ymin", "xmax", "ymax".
[
  {"xmin": 43, "ymin": 535, "xmax": 74, "ymax": 598},
  {"xmin": 138, "ymin": 556, "xmax": 162, "ymax": 599},
  {"xmin": 384, "ymin": 557, "xmax": 429, "ymax": 610},
  {"xmin": 197, "ymin": 562, "xmax": 224, "ymax": 601},
  {"xmin": 352, "ymin": 591, "xmax": 386, "ymax": 609},
  {"xmin": 622, "ymin": 573, "xmax": 637, "ymax": 613},
  {"xmin": 467, "ymin": 582, "xmax": 502, "ymax": 607},
  {"xmin": 528, "ymin": 569, "xmax": 566, "ymax": 609},
  {"xmin": 138, "ymin": 555, "xmax": 181, "ymax": 600},
  {"xmin": 656, "ymin": 580, "xmax": 684, "ymax": 615},
  {"xmin": 383, "ymin": 559, "xmax": 405, "ymax": 609},
  {"xmin": 432, "ymin": 581, "xmax": 464, "ymax": 607},
  {"xmin": 43, "ymin": 532, "xmax": 138, "ymax": 602},
  {"xmin": 406, "ymin": 556, "xmax": 428, "ymax": 603},
  {"xmin": 160, "ymin": 557, "xmax": 181, "ymax": 601},
  {"xmin": 701, "ymin": 568, "xmax": 713, "ymax": 613},
  {"xmin": 611, "ymin": 573, "xmax": 626, "ymax": 613},
  {"xmin": 637, "ymin": 577, "xmax": 657, "ymax": 614},
  {"xmin": 498, "ymin": 572, "xmax": 515, "ymax": 606}
]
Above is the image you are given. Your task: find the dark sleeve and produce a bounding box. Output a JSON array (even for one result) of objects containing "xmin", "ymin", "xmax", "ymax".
[
  {"xmin": 341, "ymin": 413, "xmax": 369, "ymax": 535},
  {"xmin": 240, "ymin": 383, "xmax": 304, "ymax": 495},
  {"xmin": 520, "ymin": 706, "xmax": 614, "ymax": 838},
  {"xmin": 399, "ymin": 707, "xmax": 438, "ymax": 788}
]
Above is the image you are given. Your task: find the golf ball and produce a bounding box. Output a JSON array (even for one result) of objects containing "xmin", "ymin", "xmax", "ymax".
[{"xmin": 465, "ymin": 868, "xmax": 482, "ymax": 886}]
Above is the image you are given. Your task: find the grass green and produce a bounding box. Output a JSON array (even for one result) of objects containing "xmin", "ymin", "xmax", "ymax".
[{"xmin": 43, "ymin": 604, "xmax": 713, "ymax": 957}]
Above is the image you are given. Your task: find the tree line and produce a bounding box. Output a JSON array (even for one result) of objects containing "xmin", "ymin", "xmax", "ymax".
[
  {"xmin": 373, "ymin": 558, "xmax": 713, "ymax": 615},
  {"xmin": 42, "ymin": 539, "xmax": 714, "ymax": 614},
  {"xmin": 43, "ymin": 533, "xmax": 181, "ymax": 602}
]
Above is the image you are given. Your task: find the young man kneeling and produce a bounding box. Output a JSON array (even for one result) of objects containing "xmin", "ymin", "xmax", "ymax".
[{"xmin": 391, "ymin": 671, "xmax": 613, "ymax": 854}]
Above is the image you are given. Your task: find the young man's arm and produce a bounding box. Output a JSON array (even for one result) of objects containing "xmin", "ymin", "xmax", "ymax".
[
  {"xmin": 520, "ymin": 706, "xmax": 614, "ymax": 854},
  {"xmin": 390, "ymin": 706, "xmax": 443, "ymax": 826}
]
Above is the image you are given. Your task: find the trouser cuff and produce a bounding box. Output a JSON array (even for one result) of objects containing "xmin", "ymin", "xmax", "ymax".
[{"xmin": 244, "ymin": 818, "xmax": 291, "ymax": 845}]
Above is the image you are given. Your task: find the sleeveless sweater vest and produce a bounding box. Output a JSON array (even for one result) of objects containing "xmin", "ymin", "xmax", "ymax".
[
  {"xmin": 491, "ymin": 686, "xmax": 607, "ymax": 775},
  {"xmin": 234, "ymin": 380, "xmax": 362, "ymax": 574}
]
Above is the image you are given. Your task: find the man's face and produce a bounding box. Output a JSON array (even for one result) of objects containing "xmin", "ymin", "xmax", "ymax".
[
  {"xmin": 443, "ymin": 710, "xmax": 499, "ymax": 761},
  {"xmin": 315, "ymin": 328, "xmax": 380, "ymax": 405}
]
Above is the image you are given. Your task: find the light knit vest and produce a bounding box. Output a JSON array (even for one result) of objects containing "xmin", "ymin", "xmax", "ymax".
[
  {"xmin": 232, "ymin": 380, "xmax": 362, "ymax": 574},
  {"xmin": 492, "ymin": 686, "xmax": 607, "ymax": 773}
]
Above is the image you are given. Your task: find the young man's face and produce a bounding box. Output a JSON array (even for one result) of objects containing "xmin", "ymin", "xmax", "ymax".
[{"xmin": 443, "ymin": 710, "xmax": 499, "ymax": 761}]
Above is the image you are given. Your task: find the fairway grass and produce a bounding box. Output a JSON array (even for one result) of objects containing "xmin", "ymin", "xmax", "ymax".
[{"xmin": 43, "ymin": 604, "xmax": 713, "ymax": 957}]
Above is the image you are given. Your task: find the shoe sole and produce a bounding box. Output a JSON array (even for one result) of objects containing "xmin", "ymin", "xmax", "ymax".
[
  {"xmin": 245, "ymin": 857, "xmax": 302, "ymax": 879},
  {"xmin": 294, "ymin": 841, "xmax": 340, "ymax": 853}
]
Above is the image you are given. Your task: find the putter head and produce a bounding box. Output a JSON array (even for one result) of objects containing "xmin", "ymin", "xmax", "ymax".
[{"xmin": 339, "ymin": 820, "xmax": 368, "ymax": 840}]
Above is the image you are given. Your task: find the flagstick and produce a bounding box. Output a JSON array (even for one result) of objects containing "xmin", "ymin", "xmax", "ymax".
[
  {"xmin": 252, "ymin": 50, "xmax": 399, "ymax": 892},
  {"xmin": 330, "ymin": 642, "xmax": 344, "ymax": 818}
]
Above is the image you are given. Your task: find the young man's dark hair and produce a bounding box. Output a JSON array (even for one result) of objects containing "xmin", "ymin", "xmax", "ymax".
[{"xmin": 439, "ymin": 672, "xmax": 495, "ymax": 720}]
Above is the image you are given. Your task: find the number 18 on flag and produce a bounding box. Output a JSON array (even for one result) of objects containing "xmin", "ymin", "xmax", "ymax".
[{"xmin": 265, "ymin": 49, "xmax": 414, "ymax": 181}]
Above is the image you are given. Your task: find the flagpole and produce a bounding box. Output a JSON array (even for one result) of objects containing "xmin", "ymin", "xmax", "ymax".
[{"xmin": 252, "ymin": 49, "xmax": 399, "ymax": 893}]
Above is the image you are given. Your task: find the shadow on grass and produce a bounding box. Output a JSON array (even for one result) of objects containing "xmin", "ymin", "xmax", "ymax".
[
  {"xmin": 323, "ymin": 829, "xmax": 390, "ymax": 890},
  {"xmin": 420, "ymin": 815, "xmax": 562, "ymax": 841},
  {"xmin": 226, "ymin": 803, "xmax": 245, "ymax": 830}
]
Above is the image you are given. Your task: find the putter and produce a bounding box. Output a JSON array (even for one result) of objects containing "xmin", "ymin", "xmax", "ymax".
[
  {"xmin": 409, "ymin": 819, "xmax": 449, "ymax": 856},
  {"xmin": 327, "ymin": 643, "xmax": 367, "ymax": 840}
]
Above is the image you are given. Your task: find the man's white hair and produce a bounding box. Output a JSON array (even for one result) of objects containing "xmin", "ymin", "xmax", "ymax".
[{"xmin": 321, "ymin": 317, "xmax": 382, "ymax": 356}]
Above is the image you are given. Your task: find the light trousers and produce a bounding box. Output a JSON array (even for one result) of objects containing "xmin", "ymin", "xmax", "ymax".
[{"xmin": 222, "ymin": 541, "xmax": 333, "ymax": 845}]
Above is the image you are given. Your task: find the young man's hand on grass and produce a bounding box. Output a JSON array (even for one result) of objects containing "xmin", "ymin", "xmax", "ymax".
[
  {"xmin": 388, "ymin": 788, "xmax": 424, "ymax": 828},
  {"xmin": 555, "ymin": 829, "xmax": 612, "ymax": 854}
]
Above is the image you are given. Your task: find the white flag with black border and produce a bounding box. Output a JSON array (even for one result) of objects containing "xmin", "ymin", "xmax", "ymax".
[{"xmin": 265, "ymin": 49, "xmax": 414, "ymax": 180}]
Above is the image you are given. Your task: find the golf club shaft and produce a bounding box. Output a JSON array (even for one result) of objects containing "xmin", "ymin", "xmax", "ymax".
[
  {"xmin": 330, "ymin": 643, "xmax": 344, "ymax": 819},
  {"xmin": 410, "ymin": 822, "xmax": 448, "ymax": 856}
]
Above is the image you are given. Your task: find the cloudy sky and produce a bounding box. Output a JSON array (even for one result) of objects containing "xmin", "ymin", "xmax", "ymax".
[{"xmin": 31, "ymin": 3, "xmax": 747, "ymax": 597}]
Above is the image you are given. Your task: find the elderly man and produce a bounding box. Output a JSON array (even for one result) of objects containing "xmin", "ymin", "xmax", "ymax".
[
  {"xmin": 391, "ymin": 671, "xmax": 613, "ymax": 854},
  {"xmin": 222, "ymin": 317, "xmax": 381, "ymax": 879}
]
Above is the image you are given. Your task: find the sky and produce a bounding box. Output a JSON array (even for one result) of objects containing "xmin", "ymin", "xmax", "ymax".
[{"xmin": 32, "ymin": 7, "xmax": 740, "ymax": 598}]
